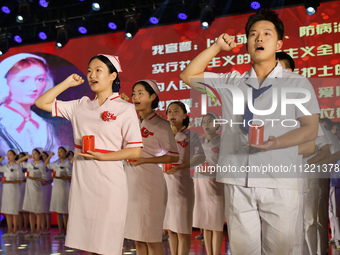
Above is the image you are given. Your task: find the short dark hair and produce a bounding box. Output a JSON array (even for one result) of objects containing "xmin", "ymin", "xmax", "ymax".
[
  {"xmin": 132, "ymin": 81, "xmax": 160, "ymax": 109},
  {"xmin": 166, "ymin": 101, "xmax": 190, "ymax": 128},
  {"xmin": 88, "ymin": 55, "xmax": 120, "ymax": 92},
  {"xmin": 245, "ymin": 9, "xmax": 284, "ymax": 40},
  {"xmin": 276, "ymin": 52, "xmax": 295, "ymax": 71},
  {"xmin": 320, "ymin": 118, "xmax": 333, "ymax": 130}
]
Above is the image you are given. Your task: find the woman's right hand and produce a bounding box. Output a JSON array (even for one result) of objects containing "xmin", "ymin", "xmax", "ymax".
[{"xmin": 66, "ymin": 74, "xmax": 84, "ymax": 88}]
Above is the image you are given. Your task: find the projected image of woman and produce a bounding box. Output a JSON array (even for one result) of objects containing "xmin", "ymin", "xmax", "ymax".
[{"xmin": 0, "ymin": 53, "xmax": 59, "ymax": 155}]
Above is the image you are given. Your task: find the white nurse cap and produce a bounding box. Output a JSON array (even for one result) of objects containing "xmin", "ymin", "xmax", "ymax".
[
  {"xmin": 60, "ymin": 145, "xmax": 70, "ymax": 152},
  {"xmin": 98, "ymin": 54, "xmax": 122, "ymax": 72},
  {"xmin": 9, "ymin": 149, "xmax": 19, "ymax": 155},
  {"xmin": 34, "ymin": 147, "xmax": 44, "ymax": 154},
  {"xmin": 136, "ymin": 79, "xmax": 160, "ymax": 94}
]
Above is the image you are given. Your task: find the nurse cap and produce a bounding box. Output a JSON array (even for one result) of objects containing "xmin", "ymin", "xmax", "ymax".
[
  {"xmin": 136, "ymin": 79, "xmax": 160, "ymax": 94},
  {"xmin": 205, "ymin": 113, "xmax": 220, "ymax": 120},
  {"xmin": 34, "ymin": 147, "xmax": 44, "ymax": 154},
  {"xmin": 60, "ymin": 145, "xmax": 70, "ymax": 152},
  {"xmin": 9, "ymin": 149, "xmax": 19, "ymax": 155},
  {"xmin": 98, "ymin": 54, "xmax": 122, "ymax": 72}
]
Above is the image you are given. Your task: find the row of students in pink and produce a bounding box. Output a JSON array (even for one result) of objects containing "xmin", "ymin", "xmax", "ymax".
[
  {"xmin": 164, "ymin": 101, "xmax": 206, "ymax": 254},
  {"xmin": 124, "ymin": 80, "xmax": 179, "ymax": 255},
  {"xmin": 35, "ymin": 54, "xmax": 143, "ymax": 255},
  {"xmin": 193, "ymin": 113, "xmax": 225, "ymax": 255}
]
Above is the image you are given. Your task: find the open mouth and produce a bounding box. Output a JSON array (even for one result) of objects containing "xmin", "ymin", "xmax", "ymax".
[
  {"xmin": 90, "ymin": 80, "xmax": 98, "ymax": 85},
  {"xmin": 170, "ymin": 118, "xmax": 176, "ymax": 121},
  {"xmin": 134, "ymin": 102, "xmax": 141, "ymax": 106},
  {"xmin": 256, "ymin": 45, "xmax": 264, "ymax": 51}
]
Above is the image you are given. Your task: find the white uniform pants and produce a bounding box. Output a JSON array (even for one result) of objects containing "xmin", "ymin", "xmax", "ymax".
[
  {"xmin": 303, "ymin": 179, "xmax": 319, "ymax": 255},
  {"xmin": 224, "ymin": 184, "xmax": 299, "ymax": 255}
]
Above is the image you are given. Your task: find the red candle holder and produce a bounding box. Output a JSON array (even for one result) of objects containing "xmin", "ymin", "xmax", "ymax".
[
  {"xmin": 248, "ymin": 124, "xmax": 264, "ymax": 145},
  {"xmin": 25, "ymin": 172, "xmax": 29, "ymax": 177},
  {"xmin": 163, "ymin": 163, "xmax": 179, "ymax": 172},
  {"xmin": 51, "ymin": 171, "xmax": 56, "ymax": 178},
  {"xmin": 82, "ymin": 135, "xmax": 95, "ymax": 154},
  {"xmin": 1, "ymin": 176, "xmax": 6, "ymax": 182},
  {"xmin": 163, "ymin": 163, "xmax": 172, "ymax": 172}
]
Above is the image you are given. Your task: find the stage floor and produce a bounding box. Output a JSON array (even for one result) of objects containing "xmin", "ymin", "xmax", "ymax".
[{"xmin": 0, "ymin": 227, "xmax": 339, "ymax": 254}]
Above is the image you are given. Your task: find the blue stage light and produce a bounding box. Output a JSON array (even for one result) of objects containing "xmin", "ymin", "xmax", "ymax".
[
  {"xmin": 108, "ymin": 22, "xmax": 117, "ymax": 30},
  {"xmin": 178, "ymin": 13, "xmax": 187, "ymax": 20},
  {"xmin": 149, "ymin": 17, "xmax": 159, "ymax": 25},
  {"xmin": 1, "ymin": 6, "xmax": 10, "ymax": 14},
  {"xmin": 14, "ymin": 35, "xmax": 22, "ymax": 43},
  {"xmin": 78, "ymin": 26, "xmax": 87, "ymax": 34},
  {"xmin": 39, "ymin": 32, "xmax": 47, "ymax": 40},
  {"xmin": 39, "ymin": 0, "xmax": 48, "ymax": 8},
  {"xmin": 250, "ymin": 1, "xmax": 261, "ymax": 10}
]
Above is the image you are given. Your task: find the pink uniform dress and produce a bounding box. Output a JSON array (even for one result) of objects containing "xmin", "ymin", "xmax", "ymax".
[
  {"xmin": 193, "ymin": 134, "xmax": 225, "ymax": 231},
  {"xmin": 163, "ymin": 126, "xmax": 205, "ymax": 234},
  {"xmin": 124, "ymin": 112, "xmax": 179, "ymax": 242},
  {"xmin": 0, "ymin": 163, "xmax": 22, "ymax": 215},
  {"xmin": 52, "ymin": 93, "xmax": 143, "ymax": 255}
]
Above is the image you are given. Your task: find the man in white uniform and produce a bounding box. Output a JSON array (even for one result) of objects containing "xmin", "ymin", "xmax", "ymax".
[{"xmin": 181, "ymin": 9, "xmax": 320, "ymax": 255}]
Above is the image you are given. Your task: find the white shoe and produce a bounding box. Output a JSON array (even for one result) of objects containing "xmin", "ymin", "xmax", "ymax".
[
  {"xmin": 195, "ymin": 234, "xmax": 204, "ymax": 240},
  {"xmin": 335, "ymin": 240, "xmax": 340, "ymax": 250},
  {"xmin": 24, "ymin": 233, "xmax": 34, "ymax": 238},
  {"xmin": 10, "ymin": 232, "xmax": 18, "ymax": 237},
  {"xmin": 33, "ymin": 233, "xmax": 41, "ymax": 238},
  {"xmin": 1, "ymin": 233, "xmax": 12, "ymax": 238},
  {"xmin": 53, "ymin": 234, "xmax": 65, "ymax": 239}
]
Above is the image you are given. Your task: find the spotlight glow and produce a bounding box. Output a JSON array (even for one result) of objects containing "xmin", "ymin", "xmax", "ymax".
[
  {"xmin": 306, "ymin": 6, "xmax": 316, "ymax": 15},
  {"xmin": 92, "ymin": 2, "xmax": 100, "ymax": 11},
  {"xmin": 16, "ymin": 15, "xmax": 24, "ymax": 23}
]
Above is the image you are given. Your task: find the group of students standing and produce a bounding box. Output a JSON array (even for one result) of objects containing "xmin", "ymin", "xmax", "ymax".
[
  {"xmin": 0, "ymin": 147, "xmax": 73, "ymax": 240},
  {"xmin": 32, "ymin": 51, "xmax": 226, "ymax": 255},
  {"xmin": 3, "ymin": 7, "xmax": 338, "ymax": 255}
]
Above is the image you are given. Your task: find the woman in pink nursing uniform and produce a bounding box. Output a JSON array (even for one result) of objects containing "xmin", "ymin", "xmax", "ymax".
[
  {"xmin": 193, "ymin": 113, "xmax": 224, "ymax": 255},
  {"xmin": 124, "ymin": 79, "xmax": 179, "ymax": 255},
  {"xmin": 164, "ymin": 101, "xmax": 205, "ymax": 255},
  {"xmin": 35, "ymin": 54, "xmax": 143, "ymax": 255}
]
